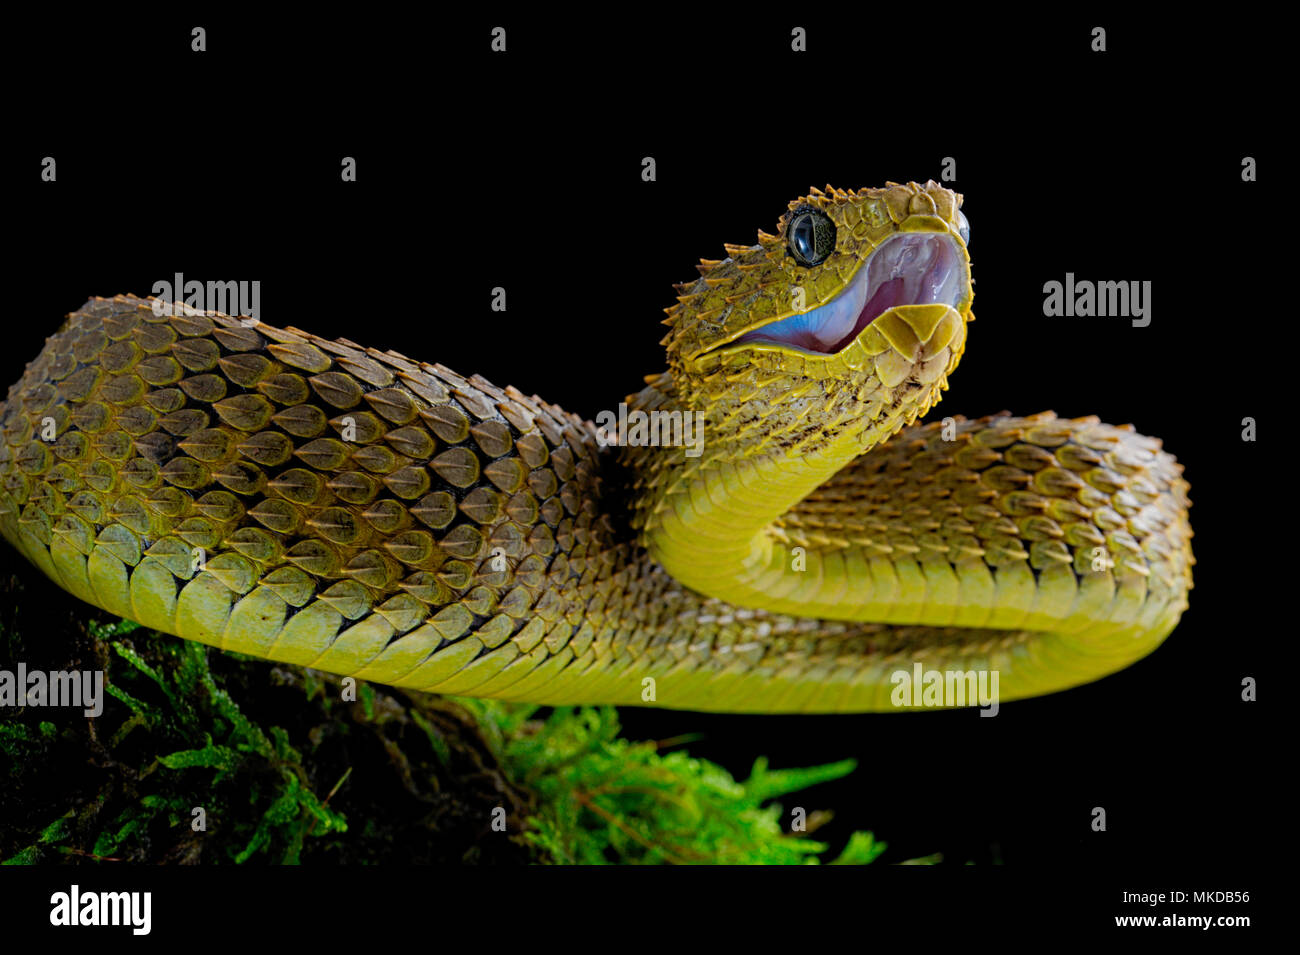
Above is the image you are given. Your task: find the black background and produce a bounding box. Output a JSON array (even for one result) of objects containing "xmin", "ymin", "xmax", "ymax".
[{"xmin": 1, "ymin": 5, "xmax": 1280, "ymax": 904}]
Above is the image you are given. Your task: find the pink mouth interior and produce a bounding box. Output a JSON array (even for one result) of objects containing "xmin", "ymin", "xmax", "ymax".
[
  {"xmin": 731, "ymin": 233, "xmax": 965, "ymax": 354},
  {"xmin": 837, "ymin": 275, "xmax": 908, "ymax": 351}
]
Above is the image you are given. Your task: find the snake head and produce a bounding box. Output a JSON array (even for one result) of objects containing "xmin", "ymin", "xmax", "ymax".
[{"xmin": 662, "ymin": 181, "xmax": 973, "ymax": 451}]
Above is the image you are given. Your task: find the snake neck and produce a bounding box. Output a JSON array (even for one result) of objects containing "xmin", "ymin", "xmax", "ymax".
[{"xmin": 624, "ymin": 367, "xmax": 942, "ymax": 618}]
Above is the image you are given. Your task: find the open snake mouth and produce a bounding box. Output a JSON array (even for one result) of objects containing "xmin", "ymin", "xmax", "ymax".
[{"xmin": 732, "ymin": 233, "xmax": 966, "ymax": 354}]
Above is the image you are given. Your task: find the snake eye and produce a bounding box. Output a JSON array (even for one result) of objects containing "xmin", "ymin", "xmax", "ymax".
[
  {"xmin": 787, "ymin": 208, "xmax": 836, "ymax": 267},
  {"xmin": 955, "ymin": 208, "xmax": 970, "ymax": 245}
]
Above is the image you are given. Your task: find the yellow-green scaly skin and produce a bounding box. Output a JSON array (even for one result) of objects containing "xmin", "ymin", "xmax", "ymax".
[{"xmin": 0, "ymin": 182, "xmax": 1193, "ymax": 712}]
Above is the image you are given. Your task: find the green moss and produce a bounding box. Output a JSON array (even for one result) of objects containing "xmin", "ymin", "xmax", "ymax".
[
  {"xmin": 2, "ymin": 565, "xmax": 928, "ymax": 864},
  {"xmin": 453, "ymin": 700, "xmax": 890, "ymax": 864},
  {"xmin": 1, "ymin": 570, "xmax": 534, "ymax": 864}
]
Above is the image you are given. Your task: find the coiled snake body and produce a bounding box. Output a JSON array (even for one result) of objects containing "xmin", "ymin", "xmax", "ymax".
[{"xmin": 0, "ymin": 183, "xmax": 1193, "ymax": 712}]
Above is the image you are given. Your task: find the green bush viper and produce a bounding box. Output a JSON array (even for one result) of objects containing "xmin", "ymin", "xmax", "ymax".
[{"xmin": 0, "ymin": 181, "xmax": 1193, "ymax": 712}]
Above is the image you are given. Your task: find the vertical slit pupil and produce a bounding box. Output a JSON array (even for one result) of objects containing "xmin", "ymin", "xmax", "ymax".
[
  {"xmin": 794, "ymin": 215, "xmax": 819, "ymax": 262},
  {"xmin": 796, "ymin": 219, "xmax": 812, "ymax": 258}
]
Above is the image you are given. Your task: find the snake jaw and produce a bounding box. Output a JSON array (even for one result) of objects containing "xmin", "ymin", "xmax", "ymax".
[{"xmin": 727, "ymin": 232, "xmax": 969, "ymax": 356}]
